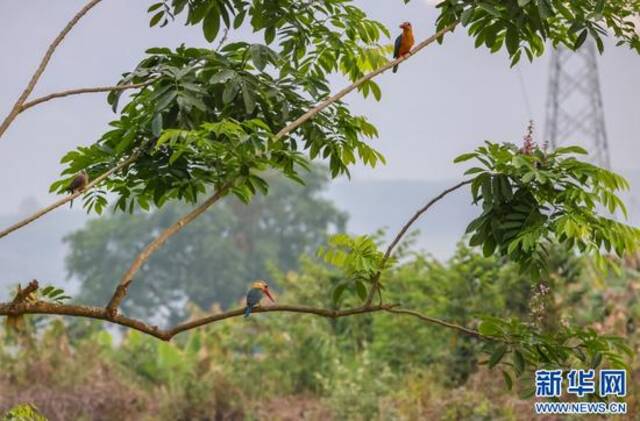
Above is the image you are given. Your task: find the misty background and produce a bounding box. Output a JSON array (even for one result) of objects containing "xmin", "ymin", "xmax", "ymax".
[{"xmin": 0, "ymin": 1, "xmax": 638, "ymax": 298}]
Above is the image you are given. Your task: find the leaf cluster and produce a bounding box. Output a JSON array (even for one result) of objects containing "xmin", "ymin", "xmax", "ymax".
[
  {"xmin": 317, "ymin": 233, "xmax": 388, "ymax": 304},
  {"xmin": 435, "ymin": 0, "xmax": 640, "ymax": 66},
  {"xmin": 479, "ymin": 316, "xmax": 632, "ymax": 397},
  {"xmin": 456, "ymin": 142, "xmax": 640, "ymax": 277},
  {"xmin": 52, "ymin": 42, "xmax": 383, "ymax": 212}
]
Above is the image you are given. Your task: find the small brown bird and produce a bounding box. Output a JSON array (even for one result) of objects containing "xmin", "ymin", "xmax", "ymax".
[{"xmin": 68, "ymin": 170, "xmax": 88, "ymax": 208}]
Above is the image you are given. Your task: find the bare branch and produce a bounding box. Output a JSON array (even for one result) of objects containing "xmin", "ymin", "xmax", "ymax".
[
  {"xmin": 106, "ymin": 184, "xmax": 231, "ymax": 317},
  {"xmin": 273, "ymin": 23, "xmax": 457, "ymax": 141},
  {"xmin": 384, "ymin": 308, "xmax": 488, "ymax": 339},
  {"xmin": 216, "ymin": 28, "xmax": 230, "ymax": 51},
  {"xmin": 0, "ymin": 151, "xmax": 142, "ymax": 240},
  {"xmin": 0, "ymin": 0, "xmax": 104, "ymax": 140},
  {"xmin": 0, "ymin": 299, "xmax": 486, "ymax": 342},
  {"xmin": 383, "ymin": 179, "xmax": 473, "ymax": 261},
  {"xmin": 366, "ymin": 179, "xmax": 472, "ymax": 304},
  {"xmin": 0, "ymin": 301, "xmax": 168, "ymax": 339},
  {"xmin": 19, "ymin": 81, "xmax": 152, "ymax": 114}
]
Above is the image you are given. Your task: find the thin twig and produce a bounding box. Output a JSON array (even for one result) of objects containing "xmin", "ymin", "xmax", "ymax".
[
  {"xmin": 105, "ymin": 184, "xmax": 232, "ymax": 317},
  {"xmin": 385, "ymin": 308, "xmax": 489, "ymax": 340},
  {"xmin": 19, "ymin": 81, "xmax": 152, "ymax": 113},
  {"xmin": 0, "ymin": 151, "xmax": 142, "ymax": 240},
  {"xmin": 0, "ymin": 0, "xmax": 104, "ymax": 140},
  {"xmin": 366, "ymin": 179, "xmax": 472, "ymax": 304},
  {"xmin": 216, "ymin": 28, "xmax": 229, "ymax": 51}
]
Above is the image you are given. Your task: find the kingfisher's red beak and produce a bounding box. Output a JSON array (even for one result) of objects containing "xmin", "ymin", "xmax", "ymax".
[{"xmin": 262, "ymin": 287, "xmax": 275, "ymax": 303}]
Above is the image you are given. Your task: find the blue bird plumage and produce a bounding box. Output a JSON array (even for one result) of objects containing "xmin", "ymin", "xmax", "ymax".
[
  {"xmin": 393, "ymin": 35, "xmax": 403, "ymax": 73},
  {"xmin": 244, "ymin": 288, "xmax": 264, "ymax": 318}
]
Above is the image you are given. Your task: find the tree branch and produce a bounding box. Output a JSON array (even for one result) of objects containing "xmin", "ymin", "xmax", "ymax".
[
  {"xmin": 19, "ymin": 81, "xmax": 152, "ymax": 114},
  {"xmin": 273, "ymin": 23, "xmax": 457, "ymax": 141},
  {"xmin": 366, "ymin": 179, "xmax": 472, "ymax": 304},
  {"xmin": 384, "ymin": 308, "xmax": 488, "ymax": 339},
  {"xmin": 105, "ymin": 184, "xmax": 231, "ymax": 317},
  {"xmin": 0, "ymin": 0, "xmax": 104, "ymax": 140},
  {"xmin": 0, "ymin": 293, "xmax": 486, "ymax": 342},
  {"xmin": 0, "ymin": 151, "xmax": 142, "ymax": 240}
]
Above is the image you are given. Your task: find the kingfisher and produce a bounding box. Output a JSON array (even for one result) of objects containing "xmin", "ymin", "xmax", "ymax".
[
  {"xmin": 244, "ymin": 280, "xmax": 275, "ymax": 317},
  {"xmin": 393, "ymin": 22, "xmax": 415, "ymax": 73}
]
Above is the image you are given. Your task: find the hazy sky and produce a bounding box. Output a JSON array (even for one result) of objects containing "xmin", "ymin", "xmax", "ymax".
[{"xmin": 0, "ymin": 0, "xmax": 639, "ymax": 216}]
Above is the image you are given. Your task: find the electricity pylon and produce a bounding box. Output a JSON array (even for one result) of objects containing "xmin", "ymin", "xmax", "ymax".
[{"xmin": 544, "ymin": 40, "xmax": 610, "ymax": 168}]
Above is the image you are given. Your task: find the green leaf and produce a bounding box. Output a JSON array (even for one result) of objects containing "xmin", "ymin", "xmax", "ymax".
[
  {"xmin": 489, "ymin": 344, "xmax": 508, "ymax": 368},
  {"xmin": 249, "ymin": 45, "xmax": 267, "ymax": 71},
  {"xmin": 506, "ymin": 26, "xmax": 519, "ymax": 56},
  {"xmin": 203, "ymin": 7, "xmax": 221, "ymax": 42},
  {"xmin": 241, "ymin": 83, "xmax": 256, "ymax": 114},
  {"xmin": 333, "ymin": 283, "xmax": 347, "ymax": 304},
  {"xmin": 555, "ymin": 145, "xmax": 588, "ymax": 155},
  {"xmin": 453, "ymin": 153, "xmax": 476, "ymax": 163},
  {"xmin": 502, "ymin": 370, "xmax": 513, "ymax": 390},
  {"xmin": 265, "ymin": 26, "xmax": 276, "ymax": 44},
  {"xmin": 151, "ymin": 113, "xmax": 163, "ymax": 137},
  {"xmin": 574, "ymin": 30, "xmax": 588, "ymax": 50},
  {"xmin": 222, "ymin": 79, "xmax": 241, "ymax": 104},
  {"xmin": 513, "ymin": 350, "xmax": 525, "ymax": 375},
  {"xmin": 150, "ymin": 11, "xmax": 164, "ymax": 27},
  {"xmin": 479, "ymin": 319, "xmax": 502, "ymax": 337},
  {"xmin": 355, "ymin": 280, "xmax": 368, "ymax": 301},
  {"xmin": 460, "ymin": 8, "xmax": 474, "ymax": 26},
  {"xmin": 210, "ymin": 69, "xmax": 237, "ymax": 84}
]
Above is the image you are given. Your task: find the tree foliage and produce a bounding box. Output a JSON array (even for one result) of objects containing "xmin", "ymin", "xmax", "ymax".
[
  {"xmin": 456, "ymin": 141, "xmax": 640, "ymax": 276},
  {"xmin": 50, "ymin": 0, "xmax": 390, "ymax": 213},
  {"xmin": 433, "ymin": 0, "xmax": 640, "ymax": 65}
]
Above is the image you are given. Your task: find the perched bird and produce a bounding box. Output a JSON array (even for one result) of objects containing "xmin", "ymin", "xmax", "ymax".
[
  {"xmin": 68, "ymin": 170, "xmax": 88, "ymax": 208},
  {"xmin": 393, "ymin": 22, "xmax": 415, "ymax": 73},
  {"xmin": 244, "ymin": 280, "xmax": 275, "ymax": 318}
]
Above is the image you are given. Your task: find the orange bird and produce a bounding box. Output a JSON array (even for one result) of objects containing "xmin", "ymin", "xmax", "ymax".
[{"xmin": 393, "ymin": 22, "xmax": 415, "ymax": 73}]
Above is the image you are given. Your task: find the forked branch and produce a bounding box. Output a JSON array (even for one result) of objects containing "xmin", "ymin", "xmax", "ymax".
[
  {"xmin": 366, "ymin": 179, "xmax": 472, "ymax": 304},
  {"xmin": 105, "ymin": 184, "xmax": 231, "ymax": 317},
  {"xmin": 19, "ymin": 81, "xmax": 152, "ymax": 113},
  {"xmin": 0, "ymin": 0, "xmax": 104, "ymax": 140}
]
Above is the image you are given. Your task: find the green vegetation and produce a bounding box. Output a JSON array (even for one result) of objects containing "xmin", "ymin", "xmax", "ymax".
[{"xmin": 2, "ymin": 243, "xmax": 639, "ymax": 419}]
